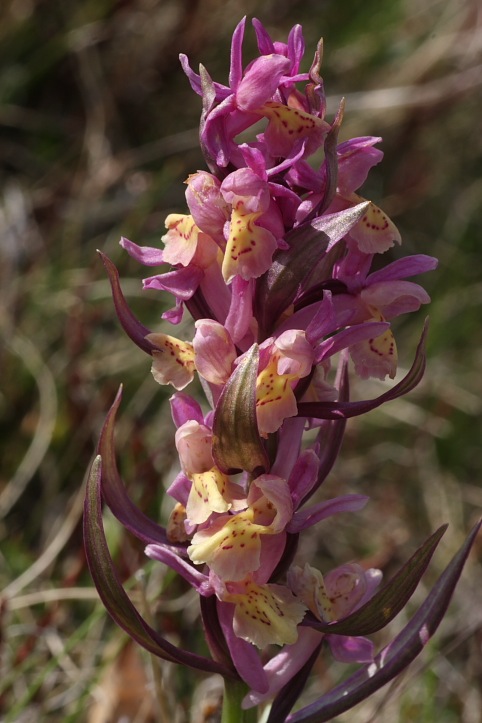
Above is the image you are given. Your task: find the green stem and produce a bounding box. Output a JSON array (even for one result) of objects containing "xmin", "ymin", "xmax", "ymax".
[{"xmin": 221, "ymin": 679, "xmax": 258, "ymax": 723}]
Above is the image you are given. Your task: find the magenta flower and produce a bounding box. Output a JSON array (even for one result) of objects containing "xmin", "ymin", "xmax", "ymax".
[{"xmin": 85, "ymin": 16, "xmax": 480, "ymax": 723}]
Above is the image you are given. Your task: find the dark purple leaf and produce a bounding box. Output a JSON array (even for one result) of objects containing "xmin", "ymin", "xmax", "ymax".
[
  {"xmin": 200, "ymin": 595, "xmax": 236, "ymax": 672},
  {"xmin": 305, "ymin": 524, "xmax": 447, "ymax": 636},
  {"xmin": 297, "ymin": 320, "xmax": 428, "ymax": 420},
  {"xmin": 301, "ymin": 361, "xmax": 349, "ymax": 506},
  {"xmin": 212, "ymin": 344, "xmax": 269, "ymax": 475},
  {"xmin": 185, "ymin": 287, "xmax": 218, "ymax": 323},
  {"xmin": 269, "ymin": 532, "xmax": 300, "ymax": 582},
  {"xmin": 97, "ymin": 385, "xmax": 171, "ymax": 546},
  {"xmin": 255, "ymin": 203, "xmax": 369, "ymax": 337},
  {"xmin": 83, "ymin": 455, "xmax": 236, "ymax": 677},
  {"xmin": 99, "ymin": 251, "xmax": 156, "ymax": 355},
  {"xmin": 287, "ymin": 519, "xmax": 482, "ymax": 722}
]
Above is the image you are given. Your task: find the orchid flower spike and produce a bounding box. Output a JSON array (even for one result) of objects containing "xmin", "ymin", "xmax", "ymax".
[{"xmin": 85, "ymin": 16, "xmax": 480, "ymax": 723}]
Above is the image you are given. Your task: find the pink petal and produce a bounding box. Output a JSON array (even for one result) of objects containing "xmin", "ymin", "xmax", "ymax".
[
  {"xmin": 143, "ymin": 266, "xmax": 203, "ymax": 299},
  {"xmin": 361, "ymin": 280, "xmax": 431, "ymax": 318},
  {"xmin": 120, "ymin": 236, "xmax": 164, "ymax": 266},
  {"xmin": 175, "ymin": 420, "xmax": 214, "ymax": 475},
  {"xmin": 169, "ymin": 392, "xmax": 204, "ymax": 428},
  {"xmin": 366, "ymin": 254, "xmax": 438, "ymax": 285},
  {"xmin": 236, "ymin": 54, "xmax": 291, "ymax": 111},
  {"xmin": 288, "ymin": 494, "xmax": 369, "ymax": 533},
  {"xmin": 243, "ymin": 628, "xmax": 321, "ymax": 707},
  {"xmin": 224, "ymin": 276, "xmax": 255, "ymax": 347},
  {"xmin": 145, "ymin": 544, "xmax": 212, "ymax": 595},
  {"xmin": 217, "ymin": 601, "xmax": 269, "ymax": 692},
  {"xmin": 193, "ymin": 320, "xmax": 236, "ymax": 385},
  {"xmin": 248, "ymin": 474, "xmax": 293, "ymax": 532},
  {"xmin": 229, "ymin": 17, "xmax": 247, "ymax": 90}
]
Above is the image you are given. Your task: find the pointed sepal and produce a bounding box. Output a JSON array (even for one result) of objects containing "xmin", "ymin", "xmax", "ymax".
[
  {"xmin": 97, "ymin": 386, "xmax": 170, "ymax": 545},
  {"xmin": 297, "ymin": 319, "xmax": 428, "ymax": 420},
  {"xmin": 99, "ymin": 251, "xmax": 156, "ymax": 355}
]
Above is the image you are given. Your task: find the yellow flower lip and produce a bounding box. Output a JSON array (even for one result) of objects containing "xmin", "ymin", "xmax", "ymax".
[{"xmin": 145, "ymin": 332, "xmax": 195, "ymax": 390}]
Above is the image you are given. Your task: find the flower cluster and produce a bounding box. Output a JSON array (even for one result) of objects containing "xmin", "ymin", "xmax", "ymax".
[{"xmin": 85, "ymin": 18, "xmax": 480, "ymax": 722}]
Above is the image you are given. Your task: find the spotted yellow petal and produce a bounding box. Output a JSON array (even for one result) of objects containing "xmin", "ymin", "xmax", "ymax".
[
  {"xmin": 256, "ymin": 356, "xmax": 298, "ymax": 436},
  {"xmin": 146, "ymin": 333, "xmax": 195, "ymax": 390},
  {"xmin": 186, "ymin": 467, "xmax": 232, "ymax": 525},
  {"xmin": 228, "ymin": 580, "xmax": 307, "ymax": 648},
  {"xmin": 222, "ymin": 204, "xmax": 277, "ymax": 283},
  {"xmin": 188, "ymin": 511, "xmax": 263, "ymax": 581},
  {"xmin": 260, "ymin": 101, "xmax": 330, "ymax": 157},
  {"xmin": 162, "ymin": 214, "xmax": 201, "ymax": 266},
  {"xmin": 288, "ymin": 563, "xmax": 335, "ymax": 622},
  {"xmin": 349, "ymin": 197, "xmax": 401, "ymax": 253},
  {"xmin": 166, "ymin": 502, "xmax": 189, "ymax": 543},
  {"xmin": 349, "ymin": 309, "xmax": 398, "ymax": 380}
]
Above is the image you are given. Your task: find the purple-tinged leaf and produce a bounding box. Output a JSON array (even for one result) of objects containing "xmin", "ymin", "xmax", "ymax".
[
  {"xmin": 297, "ymin": 319, "xmax": 428, "ymax": 420},
  {"xmin": 295, "ymin": 235, "xmax": 347, "ymax": 311},
  {"xmin": 305, "ymin": 524, "xmax": 447, "ymax": 636},
  {"xmin": 99, "ymin": 251, "xmax": 156, "ymax": 355},
  {"xmin": 304, "ymin": 361, "xmax": 349, "ymax": 505},
  {"xmin": 83, "ymin": 455, "xmax": 235, "ymax": 678},
  {"xmin": 270, "ymin": 532, "xmax": 300, "ymax": 582},
  {"xmin": 97, "ymin": 386, "xmax": 171, "ymax": 546},
  {"xmin": 267, "ymin": 641, "xmax": 323, "ymax": 723},
  {"xmin": 200, "ymin": 595, "xmax": 236, "ymax": 672},
  {"xmin": 255, "ymin": 203, "xmax": 369, "ymax": 337},
  {"xmin": 212, "ymin": 344, "xmax": 269, "ymax": 475},
  {"xmin": 287, "ymin": 520, "xmax": 481, "ymax": 723}
]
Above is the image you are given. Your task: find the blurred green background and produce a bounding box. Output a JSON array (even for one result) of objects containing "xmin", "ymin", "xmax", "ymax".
[{"xmin": 1, "ymin": 0, "xmax": 481, "ymax": 721}]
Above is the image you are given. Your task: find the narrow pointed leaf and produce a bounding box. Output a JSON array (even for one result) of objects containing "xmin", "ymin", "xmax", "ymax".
[
  {"xmin": 97, "ymin": 385, "xmax": 171, "ymax": 546},
  {"xmin": 212, "ymin": 344, "xmax": 269, "ymax": 475},
  {"xmin": 301, "ymin": 360, "xmax": 349, "ymax": 507},
  {"xmin": 84, "ymin": 455, "xmax": 235, "ymax": 677},
  {"xmin": 99, "ymin": 251, "xmax": 157, "ymax": 355},
  {"xmin": 200, "ymin": 595, "xmax": 235, "ymax": 671},
  {"xmin": 287, "ymin": 520, "xmax": 481, "ymax": 723},
  {"xmin": 270, "ymin": 532, "xmax": 300, "ymax": 582},
  {"xmin": 297, "ymin": 320, "xmax": 428, "ymax": 420},
  {"xmin": 305, "ymin": 524, "xmax": 447, "ymax": 636},
  {"xmin": 255, "ymin": 202, "xmax": 369, "ymax": 336}
]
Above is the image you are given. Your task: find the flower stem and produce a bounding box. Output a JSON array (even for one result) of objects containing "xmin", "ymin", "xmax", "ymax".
[{"xmin": 221, "ymin": 679, "xmax": 257, "ymax": 723}]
